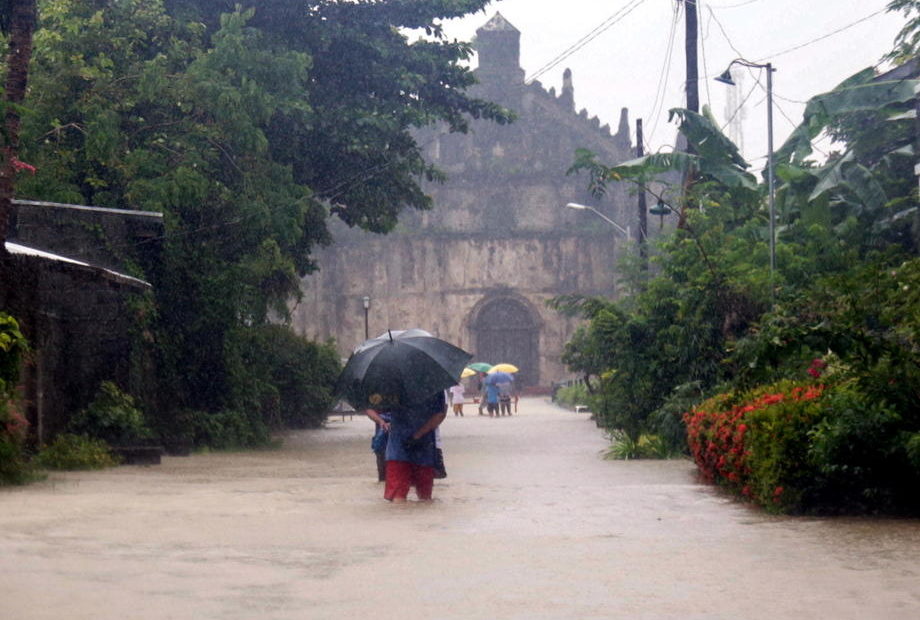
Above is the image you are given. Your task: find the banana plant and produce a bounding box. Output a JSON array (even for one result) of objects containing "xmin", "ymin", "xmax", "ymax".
[{"xmin": 774, "ymin": 67, "xmax": 918, "ymax": 249}]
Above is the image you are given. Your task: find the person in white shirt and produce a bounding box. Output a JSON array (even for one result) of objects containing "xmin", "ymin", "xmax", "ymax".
[{"xmin": 448, "ymin": 383, "xmax": 465, "ymax": 416}]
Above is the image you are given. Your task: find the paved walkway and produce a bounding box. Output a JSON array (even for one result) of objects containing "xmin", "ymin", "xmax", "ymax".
[{"xmin": 2, "ymin": 398, "xmax": 919, "ymax": 619}]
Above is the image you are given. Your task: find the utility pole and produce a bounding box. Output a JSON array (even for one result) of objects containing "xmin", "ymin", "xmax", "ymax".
[
  {"xmin": 680, "ymin": 0, "xmax": 700, "ymax": 226},
  {"xmin": 636, "ymin": 118, "xmax": 648, "ymax": 268},
  {"xmin": 684, "ymin": 0, "xmax": 699, "ymax": 114}
]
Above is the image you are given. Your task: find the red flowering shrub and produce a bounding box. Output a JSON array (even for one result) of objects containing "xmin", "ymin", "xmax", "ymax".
[{"xmin": 685, "ymin": 380, "xmax": 826, "ymax": 512}]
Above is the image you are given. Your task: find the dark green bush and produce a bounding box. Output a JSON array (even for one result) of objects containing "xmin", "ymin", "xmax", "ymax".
[
  {"xmin": 227, "ymin": 325, "xmax": 340, "ymax": 430},
  {"xmin": 807, "ymin": 384, "xmax": 916, "ymax": 513},
  {"xmin": 555, "ymin": 382, "xmax": 590, "ymax": 409},
  {"xmin": 184, "ymin": 408, "xmax": 270, "ymax": 450},
  {"xmin": 36, "ymin": 434, "xmax": 119, "ymax": 470},
  {"xmin": 0, "ymin": 435, "xmax": 31, "ymax": 484},
  {"xmin": 0, "ymin": 313, "xmax": 31, "ymax": 485},
  {"xmin": 69, "ymin": 381, "xmax": 151, "ymax": 445}
]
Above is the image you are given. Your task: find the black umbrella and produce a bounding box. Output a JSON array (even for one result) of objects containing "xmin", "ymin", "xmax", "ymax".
[{"xmin": 336, "ymin": 329, "xmax": 473, "ymax": 411}]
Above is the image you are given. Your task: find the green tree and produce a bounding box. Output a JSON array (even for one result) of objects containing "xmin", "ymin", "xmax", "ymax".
[
  {"xmin": 557, "ymin": 55, "xmax": 920, "ymax": 454},
  {"xmin": 0, "ymin": 0, "xmax": 37, "ymax": 253},
  {"xmin": 15, "ymin": 0, "xmax": 510, "ymax": 438}
]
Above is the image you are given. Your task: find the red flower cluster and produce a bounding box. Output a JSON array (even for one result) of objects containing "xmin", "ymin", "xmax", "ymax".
[
  {"xmin": 684, "ymin": 384, "xmax": 825, "ymax": 494},
  {"xmin": 11, "ymin": 157, "xmax": 36, "ymax": 175},
  {"xmin": 806, "ymin": 358, "xmax": 827, "ymax": 378},
  {"xmin": 2, "ymin": 402, "xmax": 28, "ymax": 444}
]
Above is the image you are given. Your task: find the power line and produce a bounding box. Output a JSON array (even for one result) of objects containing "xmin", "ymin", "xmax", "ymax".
[
  {"xmin": 706, "ymin": 4, "xmax": 745, "ymax": 59},
  {"xmin": 708, "ymin": 0, "xmax": 763, "ymax": 9},
  {"xmin": 525, "ymin": 0, "xmax": 648, "ymax": 84},
  {"xmin": 645, "ymin": 3, "xmax": 681, "ymax": 147},
  {"xmin": 720, "ymin": 73, "xmax": 758, "ymax": 132},
  {"xmin": 755, "ymin": 8, "xmax": 887, "ymax": 62},
  {"xmin": 698, "ymin": 0, "xmax": 712, "ymax": 110},
  {"xmin": 747, "ymin": 82, "xmax": 830, "ymax": 159}
]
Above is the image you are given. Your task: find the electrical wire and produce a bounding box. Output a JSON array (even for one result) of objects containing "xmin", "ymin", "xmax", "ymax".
[
  {"xmin": 720, "ymin": 73, "xmax": 759, "ymax": 132},
  {"xmin": 698, "ymin": 0, "xmax": 712, "ymax": 110},
  {"xmin": 707, "ymin": 0, "xmax": 763, "ymax": 9},
  {"xmin": 525, "ymin": 0, "xmax": 648, "ymax": 84},
  {"xmin": 706, "ymin": 4, "xmax": 746, "ymax": 59},
  {"xmin": 645, "ymin": 2, "xmax": 681, "ymax": 148},
  {"xmin": 754, "ymin": 8, "xmax": 888, "ymax": 62}
]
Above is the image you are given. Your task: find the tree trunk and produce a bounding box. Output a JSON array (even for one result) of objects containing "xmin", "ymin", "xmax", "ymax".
[{"xmin": 0, "ymin": 0, "xmax": 37, "ymax": 257}]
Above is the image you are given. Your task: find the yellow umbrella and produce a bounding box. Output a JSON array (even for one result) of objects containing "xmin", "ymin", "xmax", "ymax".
[
  {"xmin": 460, "ymin": 367, "xmax": 477, "ymax": 378},
  {"xmin": 488, "ymin": 363, "xmax": 519, "ymax": 374}
]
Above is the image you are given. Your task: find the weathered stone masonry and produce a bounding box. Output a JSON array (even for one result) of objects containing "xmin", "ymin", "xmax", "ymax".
[{"xmin": 293, "ymin": 13, "xmax": 639, "ymax": 388}]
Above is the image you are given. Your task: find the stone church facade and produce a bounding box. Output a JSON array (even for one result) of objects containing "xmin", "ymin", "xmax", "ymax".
[{"xmin": 292, "ymin": 13, "xmax": 638, "ymax": 389}]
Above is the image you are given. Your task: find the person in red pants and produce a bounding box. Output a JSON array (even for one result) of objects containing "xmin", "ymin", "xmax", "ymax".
[{"xmin": 367, "ymin": 391, "xmax": 447, "ymax": 502}]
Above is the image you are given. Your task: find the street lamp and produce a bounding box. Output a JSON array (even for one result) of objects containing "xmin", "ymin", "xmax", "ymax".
[
  {"xmin": 564, "ymin": 203, "xmax": 631, "ymax": 239},
  {"xmin": 715, "ymin": 58, "xmax": 776, "ymax": 302},
  {"xmin": 362, "ymin": 296, "xmax": 370, "ymax": 340}
]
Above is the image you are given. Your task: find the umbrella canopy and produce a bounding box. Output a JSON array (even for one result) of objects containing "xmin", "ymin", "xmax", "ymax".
[
  {"xmin": 336, "ymin": 329, "xmax": 473, "ymax": 410},
  {"xmin": 467, "ymin": 362, "xmax": 493, "ymax": 373},
  {"xmin": 488, "ymin": 363, "xmax": 519, "ymax": 374},
  {"xmin": 460, "ymin": 367, "xmax": 477, "ymax": 379},
  {"xmin": 484, "ymin": 371, "xmax": 514, "ymax": 386}
]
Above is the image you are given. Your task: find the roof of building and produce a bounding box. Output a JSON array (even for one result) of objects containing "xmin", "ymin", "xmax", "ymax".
[
  {"xmin": 477, "ymin": 12, "xmax": 519, "ymax": 34},
  {"xmin": 5, "ymin": 241, "xmax": 151, "ymax": 288}
]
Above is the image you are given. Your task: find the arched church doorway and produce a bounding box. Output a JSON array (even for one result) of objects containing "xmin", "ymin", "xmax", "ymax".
[{"xmin": 471, "ymin": 296, "xmax": 539, "ymax": 387}]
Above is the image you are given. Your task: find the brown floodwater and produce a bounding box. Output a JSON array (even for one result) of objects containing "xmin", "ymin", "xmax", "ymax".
[{"xmin": 2, "ymin": 397, "xmax": 919, "ymax": 619}]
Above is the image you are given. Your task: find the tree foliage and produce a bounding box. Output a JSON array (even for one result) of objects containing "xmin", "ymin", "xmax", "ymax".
[
  {"xmin": 13, "ymin": 0, "xmax": 509, "ymax": 440},
  {"xmin": 558, "ymin": 54, "xmax": 920, "ymax": 478}
]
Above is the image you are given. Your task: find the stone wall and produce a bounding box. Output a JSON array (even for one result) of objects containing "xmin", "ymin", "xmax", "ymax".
[
  {"xmin": 292, "ymin": 13, "xmax": 643, "ymax": 388},
  {"xmin": 294, "ymin": 224, "xmax": 625, "ymax": 387},
  {"xmin": 1, "ymin": 254, "xmax": 155, "ymax": 445},
  {"xmin": 2, "ymin": 200, "xmax": 163, "ymax": 445}
]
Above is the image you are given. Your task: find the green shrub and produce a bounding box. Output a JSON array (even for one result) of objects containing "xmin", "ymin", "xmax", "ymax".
[
  {"xmin": 807, "ymin": 384, "xmax": 913, "ymax": 513},
  {"xmin": 744, "ymin": 385, "xmax": 827, "ymax": 513},
  {"xmin": 605, "ymin": 431, "xmax": 674, "ymax": 460},
  {"xmin": 687, "ymin": 376, "xmax": 920, "ymax": 515},
  {"xmin": 555, "ymin": 382, "xmax": 590, "ymax": 408},
  {"xmin": 0, "ymin": 435, "xmax": 31, "ymax": 484},
  {"xmin": 69, "ymin": 381, "xmax": 151, "ymax": 445},
  {"xmin": 647, "ymin": 381, "xmax": 704, "ymax": 456},
  {"xmin": 184, "ymin": 408, "xmax": 270, "ymax": 450},
  {"xmin": 0, "ymin": 313, "xmax": 31, "ymax": 485},
  {"xmin": 227, "ymin": 325, "xmax": 340, "ymax": 430},
  {"xmin": 36, "ymin": 434, "xmax": 119, "ymax": 470}
]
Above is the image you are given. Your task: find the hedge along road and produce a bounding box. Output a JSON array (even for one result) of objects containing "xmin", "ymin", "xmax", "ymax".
[{"xmin": 2, "ymin": 397, "xmax": 919, "ymax": 620}]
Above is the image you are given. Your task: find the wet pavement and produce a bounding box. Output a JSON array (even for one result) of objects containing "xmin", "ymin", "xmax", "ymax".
[{"xmin": 2, "ymin": 397, "xmax": 919, "ymax": 619}]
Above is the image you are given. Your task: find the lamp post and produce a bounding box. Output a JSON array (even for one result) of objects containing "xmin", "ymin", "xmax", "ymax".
[
  {"xmin": 715, "ymin": 59, "xmax": 776, "ymax": 302},
  {"xmin": 362, "ymin": 296, "xmax": 370, "ymax": 340},
  {"xmin": 564, "ymin": 203, "xmax": 631, "ymax": 239}
]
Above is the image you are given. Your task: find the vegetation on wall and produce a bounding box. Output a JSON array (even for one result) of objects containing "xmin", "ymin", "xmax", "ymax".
[{"xmin": 0, "ymin": 312, "xmax": 30, "ymax": 484}]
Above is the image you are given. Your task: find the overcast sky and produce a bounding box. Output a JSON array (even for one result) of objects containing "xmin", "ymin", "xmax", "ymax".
[{"xmin": 441, "ymin": 0, "xmax": 907, "ymax": 171}]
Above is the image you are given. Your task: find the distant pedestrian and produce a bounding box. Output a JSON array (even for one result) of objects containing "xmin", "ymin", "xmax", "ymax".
[
  {"xmin": 498, "ymin": 379, "xmax": 513, "ymax": 416},
  {"xmin": 485, "ymin": 379, "xmax": 500, "ymax": 417},
  {"xmin": 449, "ymin": 383, "xmax": 465, "ymax": 416},
  {"xmin": 477, "ymin": 372, "xmax": 488, "ymax": 415}
]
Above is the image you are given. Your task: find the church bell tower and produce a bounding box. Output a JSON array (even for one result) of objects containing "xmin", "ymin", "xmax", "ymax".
[{"xmin": 475, "ymin": 12, "xmax": 526, "ymax": 84}]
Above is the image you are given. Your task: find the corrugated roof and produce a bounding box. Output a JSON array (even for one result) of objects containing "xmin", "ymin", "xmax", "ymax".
[{"xmin": 5, "ymin": 241, "xmax": 151, "ymax": 288}]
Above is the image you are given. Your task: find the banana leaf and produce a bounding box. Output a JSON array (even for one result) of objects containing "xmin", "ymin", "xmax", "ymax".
[{"xmin": 776, "ymin": 68, "xmax": 918, "ymax": 164}]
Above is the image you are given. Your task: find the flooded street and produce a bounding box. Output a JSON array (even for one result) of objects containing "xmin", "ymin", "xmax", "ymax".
[{"xmin": 2, "ymin": 397, "xmax": 919, "ymax": 619}]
